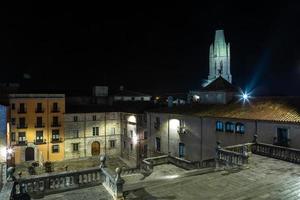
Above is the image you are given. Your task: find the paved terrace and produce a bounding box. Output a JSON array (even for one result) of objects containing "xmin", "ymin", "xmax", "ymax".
[{"xmin": 41, "ymin": 154, "xmax": 300, "ymax": 200}]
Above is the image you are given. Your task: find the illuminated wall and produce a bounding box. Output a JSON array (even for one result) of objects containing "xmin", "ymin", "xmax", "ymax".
[
  {"xmin": 9, "ymin": 94, "xmax": 65, "ymax": 164},
  {"xmin": 64, "ymin": 112, "xmax": 122, "ymax": 160}
]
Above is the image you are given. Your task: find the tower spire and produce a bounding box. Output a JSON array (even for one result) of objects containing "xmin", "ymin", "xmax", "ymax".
[{"xmin": 208, "ymin": 30, "xmax": 232, "ymax": 84}]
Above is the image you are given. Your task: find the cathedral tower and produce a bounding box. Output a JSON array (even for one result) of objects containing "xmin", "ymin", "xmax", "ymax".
[{"xmin": 208, "ymin": 30, "xmax": 232, "ymax": 83}]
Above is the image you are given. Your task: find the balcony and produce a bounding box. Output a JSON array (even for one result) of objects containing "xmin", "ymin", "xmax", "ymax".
[
  {"xmin": 51, "ymin": 108, "xmax": 60, "ymax": 113},
  {"xmin": 14, "ymin": 140, "xmax": 28, "ymax": 146},
  {"xmin": 154, "ymin": 122, "xmax": 160, "ymax": 129},
  {"xmin": 17, "ymin": 109, "xmax": 27, "ymax": 114},
  {"xmin": 51, "ymin": 137, "xmax": 63, "ymax": 143},
  {"xmin": 35, "ymin": 108, "xmax": 44, "ymax": 113},
  {"xmin": 17, "ymin": 124, "xmax": 28, "ymax": 129},
  {"xmin": 34, "ymin": 139, "xmax": 46, "ymax": 145},
  {"xmin": 35, "ymin": 123, "xmax": 45, "ymax": 128},
  {"xmin": 178, "ymin": 126, "xmax": 189, "ymax": 134},
  {"xmin": 51, "ymin": 123, "xmax": 61, "ymax": 127}
]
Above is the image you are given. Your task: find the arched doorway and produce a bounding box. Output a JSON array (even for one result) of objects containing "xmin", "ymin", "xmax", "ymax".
[
  {"xmin": 25, "ymin": 147, "xmax": 34, "ymax": 161},
  {"xmin": 91, "ymin": 141, "xmax": 100, "ymax": 156}
]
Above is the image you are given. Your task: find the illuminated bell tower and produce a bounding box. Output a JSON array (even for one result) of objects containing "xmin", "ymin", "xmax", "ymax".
[{"xmin": 208, "ymin": 30, "xmax": 232, "ymax": 83}]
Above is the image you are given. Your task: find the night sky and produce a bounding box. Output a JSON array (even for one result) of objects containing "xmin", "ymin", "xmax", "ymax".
[{"xmin": 1, "ymin": 2, "xmax": 300, "ymax": 95}]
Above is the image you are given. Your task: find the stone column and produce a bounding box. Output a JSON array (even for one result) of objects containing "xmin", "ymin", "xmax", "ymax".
[{"xmin": 114, "ymin": 167, "xmax": 125, "ymax": 200}]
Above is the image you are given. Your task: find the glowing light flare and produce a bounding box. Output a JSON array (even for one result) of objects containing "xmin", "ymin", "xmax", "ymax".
[
  {"xmin": 127, "ymin": 115, "xmax": 136, "ymax": 123},
  {"xmin": 239, "ymin": 91, "xmax": 253, "ymax": 104},
  {"xmin": 132, "ymin": 134, "xmax": 138, "ymax": 145},
  {"xmin": 169, "ymin": 119, "xmax": 180, "ymax": 129},
  {"xmin": 0, "ymin": 147, "xmax": 6, "ymax": 158}
]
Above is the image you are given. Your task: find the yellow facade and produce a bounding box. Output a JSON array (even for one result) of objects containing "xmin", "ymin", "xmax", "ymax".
[{"xmin": 9, "ymin": 94, "xmax": 65, "ymax": 165}]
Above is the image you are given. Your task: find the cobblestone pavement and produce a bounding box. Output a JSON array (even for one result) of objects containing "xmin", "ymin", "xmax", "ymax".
[{"xmin": 126, "ymin": 155, "xmax": 300, "ymax": 200}]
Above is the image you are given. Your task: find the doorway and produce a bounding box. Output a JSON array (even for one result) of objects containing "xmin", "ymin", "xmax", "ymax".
[
  {"xmin": 91, "ymin": 141, "xmax": 100, "ymax": 156},
  {"xmin": 25, "ymin": 147, "xmax": 34, "ymax": 161},
  {"xmin": 277, "ymin": 128, "xmax": 289, "ymax": 147}
]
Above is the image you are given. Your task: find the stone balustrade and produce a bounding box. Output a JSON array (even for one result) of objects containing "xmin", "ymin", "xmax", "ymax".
[
  {"xmin": 217, "ymin": 148, "xmax": 249, "ymax": 166},
  {"xmin": 224, "ymin": 143, "xmax": 253, "ymax": 154},
  {"xmin": 0, "ymin": 163, "xmax": 125, "ymax": 200},
  {"xmin": 252, "ymin": 142, "xmax": 300, "ymax": 164}
]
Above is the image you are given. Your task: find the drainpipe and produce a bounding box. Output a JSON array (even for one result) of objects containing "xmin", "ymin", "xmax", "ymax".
[
  {"xmin": 47, "ymin": 99, "xmax": 49, "ymax": 161},
  {"xmin": 84, "ymin": 113, "xmax": 86, "ymax": 157},
  {"xmin": 104, "ymin": 112, "xmax": 107, "ymax": 155},
  {"xmin": 168, "ymin": 114, "xmax": 170, "ymax": 155},
  {"xmin": 200, "ymin": 117, "xmax": 203, "ymax": 163}
]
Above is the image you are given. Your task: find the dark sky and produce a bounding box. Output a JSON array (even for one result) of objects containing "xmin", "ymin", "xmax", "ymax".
[{"xmin": 1, "ymin": 2, "xmax": 300, "ymax": 95}]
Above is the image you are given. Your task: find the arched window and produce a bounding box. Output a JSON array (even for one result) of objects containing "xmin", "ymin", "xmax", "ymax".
[
  {"xmin": 216, "ymin": 121, "xmax": 224, "ymax": 132},
  {"xmin": 236, "ymin": 123, "xmax": 245, "ymax": 134},
  {"xmin": 225, "ymin": 122, "xmax": 234, "ymax": 132}
]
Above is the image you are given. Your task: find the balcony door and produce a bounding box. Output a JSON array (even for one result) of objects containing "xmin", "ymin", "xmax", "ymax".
[
  {"xmin": 25, "ymin": 147, "xmax": 34, "ymax": 161},
  {"xmin": 277, "ymin": 128, "xmax": 289, "ymax": 147},
  {"xmin": 91, "ymin": 141, "xmax": 100, "ymax": 156}
]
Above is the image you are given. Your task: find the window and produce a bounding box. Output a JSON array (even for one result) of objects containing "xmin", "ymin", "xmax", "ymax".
[
  {"xmin": 36, "ymin": 117, "xmax": 43, "ymax": 127},
  {"xmin": 235, "ymin": 123, "xmax": 245, "ymax": 134},
  {"xmin": 74, "ymin": 116, "xmax": 78, "ymax": 122},
  {"xmin": 36, "ymin": 103, "xmax": 43, "ymax": 112},
  {"xmin": 52, "ymin": 116, "xmax": 59, "ymax": 126},
  {"xmin": 92, "ymin": 115, "xmax": 96, "ymax": 121},
  {"xmin": 73, "ymin": 130, "xmax": 79, "ymax": 138},
  {"xmin": 36, "ymin": 131, "xmax": 43, "ymax": 141},
  {"xmin": 130, "ymin": 143, "xmax": 133, "ymax": 151},
  {"xmin": 144, "ymin": 131, "xmax": 148, "ymax": 140},
  {"xmin": 225, "ymin": 122, "xmax": 234, "ymax": 132},
  {"xmin": 11, "ymin": 118, "xmax": 15, "ymax": 125},
  {"xmin": 72, "ymin": 143, "xmax": 79, "ymax": 152},
  {"xmin": 123, "ymin": 141, "xmax": 126, "ymax": 148},
  {"xmin": 19, "ymin": 103, "xmax": 26, "ymax": 113},
  {"xmin": 124, "ymin": 128, "xmax": 127, "ymax": 136},
  {"xmin": 11, "ymin": 132, "xmax": 15, "ymax": 142},
  {"xmin": 18, "ymin": 132, "xmax": 26, "ymax": 142},
  {"xmin": 131, "ymin": 97, "xmax": 135, "ymax": 101},
  {"xmin": 52, "ymin": 145, "xmax": 59, "ymax": 153},
  {"xmin": 130, "ymin": 130, "xmax": 133, "ymax": 138},
  {"xmin": 179, "ymin": 143, "xmax": 185, "ymax": 158},
  {"xmin": 156, "ymin": 137, "xmax": 161, "ymax": 152},
  {"xmin": 52, "ymin": 130, "xmax": 60, "ymax": 140},
  {"xmin": 154, "ymin": 117, "xmax": 160, "ymax": 129},
  {"xmin": 11, "ymin": 103, "xmax": 15, "ymax": 110},
  {"xmin": 109, "ymin": 140, "xmax": 116, "ymax": 148},
  {"xmin": 180, "ymin": 119, "xmax": 185, "ymax": 127},
  {"xmin": 19, "ymin": 117, "xmax": 26, "ymax": 128},
  {"xmin": 52, "ymin": 102, "xmax": 58, "ymax": 112},
  {"xmin": 93, "ymin": 127, "xmax": 99, "ymax": 136},
  {"xmin": 141, "ymin": 97, "xmax": 144, "ymax": 101},
  {"xmin": 216, "ymin": 121, "xmax": 224, "ymax": 132},
  {"xmin": 110, "ymin": 127, "xmax": 115, "ymax": 135}
]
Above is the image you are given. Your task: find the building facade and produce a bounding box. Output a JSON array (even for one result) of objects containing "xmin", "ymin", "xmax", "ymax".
[
  {"xmin": 64, "ymin": 111, "xmax": 147, "ymax": 166},
  {"xmin": 9, "ymin": 94, "xmax": 65, "ymax": 164},
  {"xmin": 146, "ymin": 98, "xmax": 300, "ymax": 162}
]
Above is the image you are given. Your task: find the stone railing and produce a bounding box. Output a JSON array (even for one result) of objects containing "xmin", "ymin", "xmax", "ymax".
[
  {"xmin": 252, "ymin": 142, "xmax": 300, "ymax": 164},
  {"xmin": 14, "ymin": 167, "xmax": 102, "ymax": 198},
  {"xmin": 139, "ymin": 155, "xmax": 203, "ymax": 171},
  {"xmin": 224, "ymin": 143, "xmax": 253, "ymax": 154},
  {"xmin": 217, "ymin": 148, "xmax": 249, "ymax": 166},
  {"xmin": 1, "ymin": 156, "xmax": 125, "ymax": 200}
]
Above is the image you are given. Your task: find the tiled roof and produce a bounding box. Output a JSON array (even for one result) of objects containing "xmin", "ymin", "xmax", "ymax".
[
  {"xmin": 148, "ymin": 97, "xmax": 300, "ymax": 123},
  {"xmin": 202, "ymin": 76, "xmax": 239, "ymax": 92}
]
